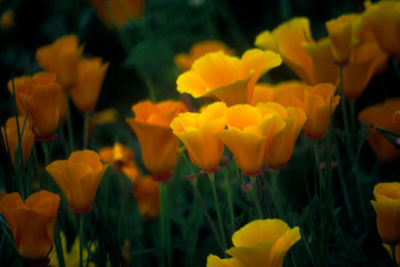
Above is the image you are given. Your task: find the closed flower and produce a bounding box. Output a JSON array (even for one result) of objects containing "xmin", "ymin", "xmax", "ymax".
[
  {"xmin": 170, "ymin": 102, "xmax": 227, "ymax": 172},
  {"xmin": 177, "ymin": 49, "xmax": 282, "ymax": 106},
  {"xmin": 216, "ymin": 103, "xmax": 286, "ymax": 175},
  {"xmin": 69, "ymin": 57, "xmax": 109, "ymax": 113},
  {"xmin": 0, "ymin": 190, "xmax": 60, "ymax": 261},
  {"xmin": 371, "ymin": 182, "xmax": 400, "ymax": 245},
  {"xmin": 45, "ymin": 150, "xmax": 108, "ymax": 212},
  {"xmin": 126, "ymin": 100, "xmax": 187, "ymax": 180},
  {"xmin": 326, "ymin": 16, "xmax": 354, "ymax": 64},
  {"xmin": 1, "ymin": 116, "xmax": 34, "ymax": 167},
  {"xmin": 8, "ymin": 72, "xmax": 61, "ymax": 138}
]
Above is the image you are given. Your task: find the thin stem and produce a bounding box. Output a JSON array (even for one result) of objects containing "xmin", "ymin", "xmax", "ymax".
[
  {"xmin": 208, "ymin": 172, "xmax": 227, "ymax": 252},
  {"xmin": 54, "ymin": 223, "xmax": 66, "ymax": 267},
  {"xmin": 190, "ymin": 179, "xmax": 223, "ymax": 252},
  {"xmin": 83, "ymin": 112, "xmax": 90, "ymax": 149},
  {"xmin": 66, "ymin": 97, "xmax": 75, "ymax": 152},
  {"xmin": 391, "ymin": 245, "xmax": 398, "ymax": 267},
  {"xmin": 270, "ymin": 170, "xmax": 283, "ymax": 219},
  {"xmin": 78, "ymin": 214, "xmax": 84, "ymax": 267},
  {"xmin": 41, "ymin": 142, "xmax": 51, "ymax": 167},
  {"xmin": 160, "ymin": 182, "xmax": 172, "ymax": 267},
  {"xmin": 249, "ymin": 176, "xmax": 263, "ymax": 218},
  {"xmin": 222, "ymin": 168, "xmax": 235, "ymax": 235}
]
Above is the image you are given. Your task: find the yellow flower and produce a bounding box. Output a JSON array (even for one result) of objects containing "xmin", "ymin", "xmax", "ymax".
[
  {"xmin": 126, "ymin": 100, "xmax": 187, "ymax": 180},
  {"xmin": 69, "ymin": 57, "xmax": 109, "ymax": 113},
  {"xmin": 216, "ymin": 103, "xmax": 286, "ymax": 175},
  {"xmin": 49, "ymin": 232, "xmax": 95, "ymax": 267},
  {"xmin": 88, "ymin": 0, "xmax": 145, "ymax": 28},
  {"xmin": 358, "ymin": 98, "xmax": 400, "ymax": 163},
  {"xmin": 371, "ymin": 182, "xmax": 400, "ymax": 245},
  {"xmin": 326, "ymin": 16, "xmax": 354, "ymax": 64},
  {"xmin": 0, "ymin": 190, "xmax": 60, "ymax": 261},
  {"xmin": 359, "ymin": 0, "xmax": 400, "ymax": 58},
  {"xmin": 35, "ymin": 35, "xmax": 84, "ymax": 88},
  {"xmin": 207, "ymin": 219, "xmax": 301, "ymax": 267},
  {"xmin": 170, "ymin": 102, "xmax": 227, "ymax": 172},
  {"xmin": 132, "ymin": 175, "xmax": 160, "ymax": 219},
  {"xmin": 177, "ymin": 49, "xmax": 282, "ymax": 106},
  {"xmin": 8, "ymin": 72, "xmax": 62, "ymax": 138},
  {"xmin": 45, "ymin": 150, "xmax": 109, "ymax": 212},
  {"xmin": 174, "ymin": 40, "xmax": 234, "ymax": 71},
  {"xmin": 1, "ymin": 116, "xmax": 34, "ymax": 167}
]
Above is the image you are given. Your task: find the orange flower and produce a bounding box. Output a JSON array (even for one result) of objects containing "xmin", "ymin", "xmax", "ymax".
[
  {"xmin": 132, "ymin": 175, "xmax": 160, "ymax": 219},
  {"xmin": 177, "ymin": 49, "xmax": 282, "ymax": 106},
  {"xmin": 359, "ymin": 0, "xmax": 400, "ymax": 58},
  {"xmin": 0, "ymin": 9, "xmax": 14, "ymax": 30},
  {"xmin": 35, "ymin": 35, "xmax": 83, "ymax": 88},
  {"xmin": 207, "ymin": 219, "xmax": 301, "ymax": 267},
  {"xmin": 1, "ymin": 116, "xmax": 34, "ymax": 167},
  {"xmin": 358, "ymin": 98, "xmax": 400, "ymax": 163},
  {"xmin": 170, "ymin": 102, "xmax": 227, "ymax": 172},
  {"xmin": 69, "ymin": 57, "xmax": 109, "ymax": 113},
  {"xmin": 45, "ymin": 150, "xmax": 108, "ymax": 212},
  {"xmin": 216, "ymin": 103, "xmax": 286, "ymax": 175},
  {"xmin": 88, "ymin": 0, "xmax": 145, "ymax": 28},
  {"xmin": 126, "ymin": 100, "xmax": 187, "ymax": 180},
  {"xmin": 371, "ymin": 182, "xmax": 400, "ymax": 245},
  {"xmin": 87, "ymin": 108, "xmax": 118, "ymax": 137},
  {"xmin": 8, "ymin": 72, "xmax": 61, "ymax": 138},
  {"xmin": 0, "ymin": 190, "xmax": 60, "ymax": 261},
  {"xmin": 174, "ymin": 40, "xmax": 234, "ymax": 71},
  {"xmin": 255, "ymin": 17, "xmax": 387, "ymax": 99},
  {"xmin": 326, "ymin": 16, "xmax": 354, "ymax": 64}
]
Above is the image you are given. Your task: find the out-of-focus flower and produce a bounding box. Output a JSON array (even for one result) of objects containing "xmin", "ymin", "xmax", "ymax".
[
  {"xmin": 45, "ymin": 150, "xmax": 108, "ymax": 213},
  {"xmin": 88, "ymin": 0, "xmax": 145, "ymax": 28},
  {"xmin": 326, "ymin": 16, "xmax": 354, "ymax": 64},
  {"xmin": 87, "ymin": 108, "xmax": 118, "ymax": 137},
  {"xmin": 177, "ymin": 49, "xmax": 282, "ymax": 106},
  {"xmin": 0, "ymin": 9, "xmax": 14, "ymax": 30},
  {"xmin": 0, "ymin": 190, "xmax": 60, "ymax": 261},
  {"xmin": 174, "ymin": 40, "xmax": 234, "ymax": 71},
  {"xmin": 216, "ymin": 103, "xmax": 286, "ymax": 175},
  {"xmin": 132, "ymin": 175, "xmax": 160, "ymax": 219},
  {"xmin": 170, "ymin": 102, "xmax": 227, "ymax": 172},
  {"xmin": 252, "ymin": 81, "xmax": 339, "ymax": 140},
  {"xmin": 371, "ymin": 182, "xmax": 400, "ymax": 245},
  {"xmin": 255, "ymin": 17, "xmax": 387, "ymax": 99},
  {"xmin": 49, "ymin": 232, "xmax": 95, "ymax": 267},
  {"xmin": 69, "ymin": 58, "xmax": 109, "ymax": 113},
  {"xmin": 207, "ymin": 218, "xmax": 301, "ymax": 267},
  {"xmin": 1, "ymin": 116, "xmax": 34, "ymax": 167},
  {"xmin": 126, "ymin": 100, "xmax": 187, "ymax": 180},
  {"xmin": 264, "ymin": 103, "xmax": 306, "ymax": 169},
  {"xmin": 359, "ymin": 98, "xmax": 400, "ymax": 163},
  {"xmin": 8, "ymin": 73, "xmax": 61, "ymax": 138},
  {"xmin": 359, "ymin": 0, "xmax": 400, "ymax": 58},
  {"xmin": 35, "ymin": 35, "xmax": 83, "ymax": 89}
]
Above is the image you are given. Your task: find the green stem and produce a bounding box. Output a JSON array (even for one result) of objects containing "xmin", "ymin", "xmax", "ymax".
[
  {"xmin": 145, "ymin": 79, "xmax": 157, "ymax": 103},
  {"xmin": 391, "ymin": 245, "xmax": 398, "ymax": 267},
  {"xmin": 83, "ymin": 112, "xmax": 90, "ymax": 149},
  {"xmin": 222, "ymin": 168, "xmax": 235, "ymax": 235},
  {"xmin": 160, "ymin": 182, "xmax": 172, "ymax": 267},
  {"xmin": 270, "ymin": 170, "xmax": 283, "ymax": 219},
  {"xmin": 208, "ymin": 172, "xmax": 227, "ymax": 252},
  {"xmin": 249, "ymin": 176, "xmax": 263, "ymax": 218},
  {"xmin": 41, "ymin": 142, "xmax": 51, "ymax": 167},
  {"xmin": 66, "ymin": 97, "xmax": 75, "ymax": 152},
  {"xmin": 78, "ymin": 214, "xmax": 84, "ymax": 267},
  {"xmin": 190, "ymin": 179, "xmax": 223, "ymax": 252},
  {"xmin": 54, "ymin": 223, "xmax": 66, "ymax": 267}
]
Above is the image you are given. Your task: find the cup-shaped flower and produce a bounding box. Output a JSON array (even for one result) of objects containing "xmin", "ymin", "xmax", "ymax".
[
  {"xmin": 359, "ymin": 1, "xmax": 400, "ymax": 58},
  {"xmin": 326, "ymin": 16, "xmax": 354, "ymax": 64},
  {"xmin": 8, "ymin": 72, "xmax": 61, "ymax": 138},
  {"xmin": 126, "ymin": 100, "xmax": 188, "ymax": 180},
  {"xmin": 69, "ymin": 57, "xmax": 109, "ymax": 113},
  {"xmin": 177, "ymin": 49, "xmax": 282, "ymax": 106},
  {"xmin": 371, "ymin": 182, "xmax": 400, "ymax": 245},
  {"xmin": 0, "ymin": 190, "xmax": 60, "ymax": 261},
  {"xmin": 216, "ymin": 103, "xmax": 286, "ymax": 175},
  {"xmin": 170, "ymin": 102, "xmax": 227, "ymax": 172},
  {"xmin": 264, "ymin": 103, "xmax": 307, "ymax": 169},
  {"xmin": 1, "ymin": 116, "xmax": 34, "ymax": 167},
  {"xmin": 207, "ymin": 219, "xmax": 301, "ymax": 267},
  {"xmin": 174, "ymin": 40, "xmax": 234, "ymax": 71},
  {"xmin": 358, "ymin": 98, "xmax": 400, "ymax": 163},
  {"xmin": 45, "ymin": 150, "xmax": 108, "ymax": 212},
  {"xmin": 35, "ymin": 35, "xmax": 83, "ymax": 88},
  {"xmin": 132, "ymin": 175, "xmax": 160, "ymax": 219}
]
